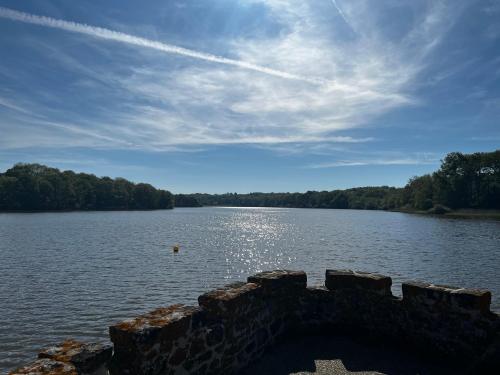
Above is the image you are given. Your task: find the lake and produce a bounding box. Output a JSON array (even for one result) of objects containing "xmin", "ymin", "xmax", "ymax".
[{"xmin": 0, "ymin": 207, "xmax": 499, "ymax": 372}]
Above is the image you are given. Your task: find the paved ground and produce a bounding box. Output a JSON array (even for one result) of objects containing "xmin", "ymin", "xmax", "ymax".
[{"xmin": 242, "ymin": 334, "xmax": 460, "ymax": 375}]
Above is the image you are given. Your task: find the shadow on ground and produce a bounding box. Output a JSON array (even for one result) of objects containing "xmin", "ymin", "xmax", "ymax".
[{"xmin": 242, "ymin": 334, "xmax": 460, "ymax": 375}]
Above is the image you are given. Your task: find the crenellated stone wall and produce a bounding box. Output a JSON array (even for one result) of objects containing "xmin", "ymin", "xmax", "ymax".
[{"xmin": 9, "ymin": 269, "xmax": 500, "ymax": 374}]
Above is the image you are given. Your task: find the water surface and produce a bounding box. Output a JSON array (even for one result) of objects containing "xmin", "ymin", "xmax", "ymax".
[{"xmin": 0, "ymin": 208, "xmax": 499, "ymax": 373}]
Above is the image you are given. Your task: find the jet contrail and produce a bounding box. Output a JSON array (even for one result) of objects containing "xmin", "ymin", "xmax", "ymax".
[
  {"xmin": 331, "ymin": 0, "xmax": 353, "ymax": 30},
  {"xmin": 0, "ymin": 6, "xmax": 327, "ymax": 85}
]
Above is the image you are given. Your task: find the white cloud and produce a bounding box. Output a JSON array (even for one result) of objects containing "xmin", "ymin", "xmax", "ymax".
[
  {"xmin": 306, "ymin": 157, "xmax": 440, "ymax": 169},
  {"xmin": 0, "ymin": 6, "xmax": 326, "ymax": 85},
  {"xmin": 0, "ymin": 1, "xmax": 464, "ymax": 150}
]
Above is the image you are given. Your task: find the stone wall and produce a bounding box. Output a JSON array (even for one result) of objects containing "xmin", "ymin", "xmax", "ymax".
[
  {"xmin": 9, "ymin": 340, "xmax": 112, "ymax": 375},
  {"xmin": 10, "ymin": 269, "xmax": 500, "ymax": 374}
]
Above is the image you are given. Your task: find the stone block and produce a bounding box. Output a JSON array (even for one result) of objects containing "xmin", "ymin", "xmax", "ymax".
[
  {"xmin": 325, "ymin": 269, "xmax": 392, "ymax": 296},
  {"xmin": 247, "ymin": 270, "xmax": 307, "ymax": 292},
  {"xmin": 206, "ymin": 324, "xmax": 225, "ymax": 346},
  {"xmin": 110, "ymin": 304, "xmax": 199, "ymax": 343},
  {"xmin": 109, "ymin": 304, "xmax": 200, "ymax": 374},
  {"xmin": 402, "ymin": 281, "xmax": 491, "ymax": 314},
  {"xmin": 9, "ymin": 358, "xmax": 77, "ymax": 375},
  {"xmin": 198, "ymin": 282, "xmax": 262, "ymax": 318},
  {"xmin": 38, "ymin": 340, "xmax": 112, "ymax": 374}
]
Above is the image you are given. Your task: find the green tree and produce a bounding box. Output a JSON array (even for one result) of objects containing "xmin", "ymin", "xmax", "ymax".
[{"xmin": 0, "ymin": 163, "xmax": 174, "ymax": 211}]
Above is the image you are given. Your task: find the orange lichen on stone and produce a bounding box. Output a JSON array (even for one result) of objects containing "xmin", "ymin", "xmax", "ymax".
[
  {"xmin": 37, "ymin": 339, "xmax": 112, "ymax": 374},
  {"xmin": 38, "ymin": 339, "xmax": 84, "ymax": 363},
  {"xmin": 114, "ymin": 304, "xmax": 198, "ymax": 332},
  {"xmin": 200, "ymin": 282, "xmax": 260, "ymax": 303},
  {"xmin": 9, "ymin": 359, "xmax": 77, "ymax": 375},
  {"xmin": 198, "ymin": 282, "xmax": 263, "ymax": 318}
]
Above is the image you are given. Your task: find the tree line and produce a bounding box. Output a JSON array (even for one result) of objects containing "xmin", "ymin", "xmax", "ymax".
[
  {"xmin": 184, "ymin": 150, "xmax": 500, "ymax": 211},
  {"xmin": 187, "ymin": 187, "xmax": 402, "ymax": 210},
  {"xmin": 173, "ymin": 194, "xmax": 202, "ymax": 207},
  {"xmin": 0, "ymin": 163, "xmax": 173, "ymax": 211},
  {"xmin": 402, "ymin": 151, "xmax": 499, "ymax": 210},
  {"xmin": 1, "ymin": 150, "xmax": 498, "ymax": 212}
]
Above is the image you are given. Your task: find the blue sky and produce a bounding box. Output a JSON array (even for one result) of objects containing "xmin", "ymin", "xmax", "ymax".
[{"xmin": 0, "ymin": 0, "xmax": 499, "ymax": 193}]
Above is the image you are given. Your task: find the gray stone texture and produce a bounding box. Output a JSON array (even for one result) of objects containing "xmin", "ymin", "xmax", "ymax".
[{"xmin": 10, "ymin": 269, "xmax": 500, "ymax": 375}]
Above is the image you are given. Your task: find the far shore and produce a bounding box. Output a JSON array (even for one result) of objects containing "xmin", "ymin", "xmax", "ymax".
[
  {"xmin": 194, "ymin": 205, "xmax": 500, "ymax": 220},
  {"xmin": 395, "ymin": 208, "xmax": 500, "ymax": 220},
  {"xmin": 1, "ymin": 206, "xmax": 499, "ymax": 220},
  {"xmin": 0, "ymin": 208, "xmax": 173, "ymax": 213}
]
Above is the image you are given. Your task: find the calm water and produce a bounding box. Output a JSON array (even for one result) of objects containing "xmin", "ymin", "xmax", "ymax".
[{"xmin": 0, "ymin": 207, "xmax": 499, "ymax": 373}]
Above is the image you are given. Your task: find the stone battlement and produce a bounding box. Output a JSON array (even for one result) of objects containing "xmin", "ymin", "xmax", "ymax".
[{"xmin": 10, "ymin": 269, "xmax": 500, "ymax": 374}]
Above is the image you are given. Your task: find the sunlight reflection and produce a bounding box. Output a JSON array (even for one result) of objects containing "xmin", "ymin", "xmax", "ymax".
[{"xmin": 220, "ymin": 210, "xmax": 297, "ymax": 278}]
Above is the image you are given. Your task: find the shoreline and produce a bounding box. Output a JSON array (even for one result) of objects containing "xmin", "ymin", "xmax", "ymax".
[
  {"xmin": 1, "ymin": 206, "xmax": 499, "ymax": 220},
  {"xmin": 394, "ymin": 208, "xmax": 500, "ymax": 220},
  {"xmin": 0, "ymin": 207, "xmax": 174, "ymax": 213}
]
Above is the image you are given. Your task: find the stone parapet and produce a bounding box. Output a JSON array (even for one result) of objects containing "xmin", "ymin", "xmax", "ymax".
[
  {"xmin": 402, "ymin": 281, "xmax": 492, "ymax": 314},
  {"xmin": 10, "ymin": 269, "xmax": 500, "ymax": 375},
  {"xmin": 198, "ymin": 282, "xmax": 262, "ymax": 319},
  {"xmin": 247, "ymin": 270, "xmax": 307, "ymax": 293},
  {"xmin": 108, "ymin": 304, "xmax": 201, "ymax": 374},
  {"xmin": 325, "ymin": 269, "xmax": 392, "ymax": 296}
]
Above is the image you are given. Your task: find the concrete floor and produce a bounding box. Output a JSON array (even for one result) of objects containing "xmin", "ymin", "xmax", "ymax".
[{"xmin": 242, "ymin": 334, "xmax": 460, "ymax": 375}]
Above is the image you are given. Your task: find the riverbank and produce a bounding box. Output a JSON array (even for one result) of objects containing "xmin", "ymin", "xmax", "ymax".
[
  {"xmin": 0, "ymin": 207, "xmax": 173, "ymax": 213},
  {"xmin": 396, "ymin": 208, "xmax": 500, "ymax": 220}
]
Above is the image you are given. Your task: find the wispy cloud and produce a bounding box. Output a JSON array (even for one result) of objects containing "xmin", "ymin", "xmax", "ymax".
[
  {"xmin": 307, "ymin": 158, "xmax": 440, "ymax": 169},
  {"xmin": 0, "ymin": 96, "xmax": 33, "ymax": 115},
  {"xmin": 0, "ymin": 6, "xmax": 326, "ymax": 85},
  {"xmin": 0, "ymin": 1, "xmax": 464, "ymax": 150},
  {"xmin": 331, "ymin": 0, "xmax": 354, "ymax": 30}
]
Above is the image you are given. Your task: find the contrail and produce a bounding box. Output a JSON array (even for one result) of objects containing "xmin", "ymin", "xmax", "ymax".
[
  {"xmin": 331, "ymin": 0, "xmax": 353, "ymax": 30},
  {"xmin": 0, "ymin": 7, "xmax": 327, "ymax": 85}
]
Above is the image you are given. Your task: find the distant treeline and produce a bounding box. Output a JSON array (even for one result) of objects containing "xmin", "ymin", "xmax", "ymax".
[
  {"xmin": 174, "ymin": 194, "xmax": 202, "ymax": 207},
  {"xmin": 0, "ymin": 164, "xmax": 173, "ymax": 211},
  {"xmin": 1, "ymin": 150, "xmax": 498, "ymax": 212},
  {"xmin": 188, "ymin": 187, "xmax": 401, "ymax": 210},
  {"xmin": 183, "ymin": 150, "xmax": 500, "ymax": 211}
]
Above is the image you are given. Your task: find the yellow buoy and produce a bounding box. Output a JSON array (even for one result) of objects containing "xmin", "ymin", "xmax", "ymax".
[{"xmin": 173, "ymin": 244, "xmax": 180, "ymax": 253}]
